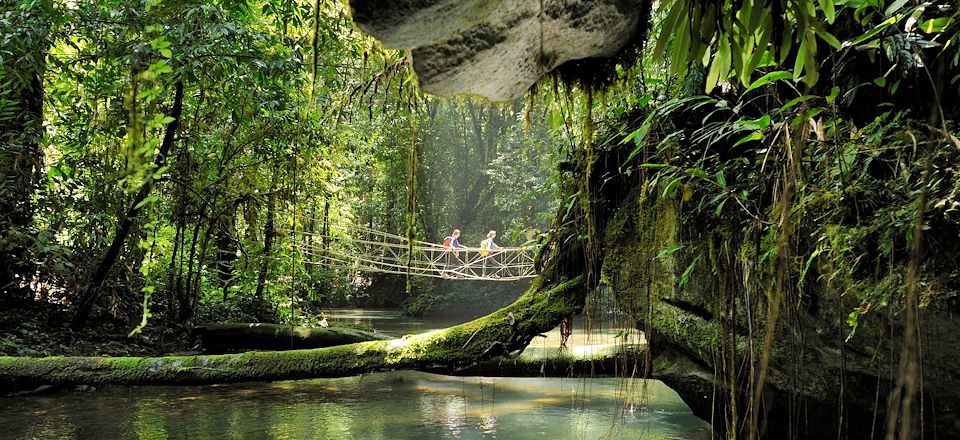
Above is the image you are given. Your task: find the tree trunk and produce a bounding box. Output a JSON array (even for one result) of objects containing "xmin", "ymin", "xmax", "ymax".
[
  {"xmin": 72, "ymin": 80, "xmax": 185, "ymax": 329},
  {"xmin": 188, "ymin": 214, "xmax": 216, "ymax": 317},
  {"xmin": 194, "ymin": 323, "xmax": 390, "ymax": 353},
  {"xmin": 255, "ymin": 190, "xmax": 276, "ymax": 299},
  {"xmin": 306, "ymin": 201, "xmax": 316, "ymax": 279},
  {"xmin": 179, "ymin": 214, "xmax": 203, "ymax": 320},
  {"xmin": 217, "ymin": 203, "xmax": 238, "ymax": 300},
  {"xmin": 167, "ymin": 215, "xmax": 183, "ymax": 306},
  {"xmin": 322, "ymin": 197, "xmax": 329, "ymax": 252},
  {"xmin": 1, "ymin": 275, "xmax": 584, "ymax": 389}
]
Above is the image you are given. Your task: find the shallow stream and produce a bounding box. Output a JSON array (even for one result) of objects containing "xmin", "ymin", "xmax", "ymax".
[{"xmin": 1, "ymin": 310, "xmax": 711, "ymax": 439}]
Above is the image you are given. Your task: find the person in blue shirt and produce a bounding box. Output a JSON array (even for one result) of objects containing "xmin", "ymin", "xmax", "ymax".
[
  {"xmin": 442, "ymin": 229, "xmax": 467, "ymax": 274},
  {"xmin": 443, "ymin": 229, "xmax": 466, "ymax": 250}
]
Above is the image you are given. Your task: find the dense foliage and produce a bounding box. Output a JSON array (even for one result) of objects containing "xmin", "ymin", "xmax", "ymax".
[
  {"xmin": 543, "ymin": 0, "xmax": 960, "ymax": 437},
  {"xmin": 3, "ymin": 0, "xmax": 960, "ymax": 437},
  {"xmin": 0, "ymin": 0, "xmax": 560, "ymax": 347}
]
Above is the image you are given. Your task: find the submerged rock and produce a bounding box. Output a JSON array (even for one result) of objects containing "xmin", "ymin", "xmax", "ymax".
[{"xmin": 350, "ymin": 0, "xmax": 645, "ymax": 101}]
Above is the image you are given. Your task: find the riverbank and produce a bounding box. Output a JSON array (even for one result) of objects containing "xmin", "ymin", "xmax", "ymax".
[{"xmin": 0, "ymin": 298, "xmax": 186, "ymax": 358}]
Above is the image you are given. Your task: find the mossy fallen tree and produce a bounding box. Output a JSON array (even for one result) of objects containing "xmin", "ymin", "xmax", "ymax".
[
  {"xmin": 0, "ymin": 275, "xmax": 584, "ymax": 390},
  {"xmin": 193, "ymin": 323, "xmax": 390, "ymax": 353}
]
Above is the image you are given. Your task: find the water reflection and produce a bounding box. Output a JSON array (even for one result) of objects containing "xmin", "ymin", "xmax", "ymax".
[
  {"xmin": 326, "ymin": 308, "xmax": 645, "ymax": 361},
  {"xmin": 325, "ymin": 308, "xmax": 464, "ymax": 337},
  {"xmin": 2, "ymin": 372, "xmax": 710, "ymax": 439}
]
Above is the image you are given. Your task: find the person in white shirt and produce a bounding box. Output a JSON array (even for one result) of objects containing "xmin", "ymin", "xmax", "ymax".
[{"xmin": 479, "ymin": 230, "xmax": 498, "ymax": 276}]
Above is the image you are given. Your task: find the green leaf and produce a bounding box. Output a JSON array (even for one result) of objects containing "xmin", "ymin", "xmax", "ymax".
[
  {"xmin": 653, "ymin": 1, "xmax": 684, "ymax": 62},
  {"xmin": 685, "ymin": 168, "xmax": 709, "ymax": 179},
  {"xmin": 746, "ymin": 114, "xmax": 772, "ymax": 129},
  {"xmin": 715, "ymin": 197, "xmax": 728, "ymax": 217},
  {"xmin": 635, "ymin": 92, "xmax": 652, "ymax": 107},
  {"xmin": 134, "ymin": 194, "xmax": 159, "ymax": 210},
  {"xmin": 826, "ymin": 86, "xmax": 840, "ymax": 104},
  {"xmin": 147, "ymin": 113, "xmax": 175, "ymax": 128},
  {"xmin": 706, "ymin": 37, "xmax": 732, "ymax": 93},
  {"xmin": 745, "ymin": 21, "xmax": 773, "ymax": 76},
  {"xmin": 849, "ymin": 17, "xmax": 898, "ymax": 46},
  {"xmin": 883, "ymin": 0, "xmax": 908, "ymax": 17},
  {"xmin": 147, "ymin": 60, "xmax": 173, "ymax": 76},
  {"xmin": 812, "ymin": 22, "xmax": 842, "ymax": 50},
  {"xmin": 655, "ymin": 243, "xmax": 683, "ymax": 260},
  {"xmin": 671, "ymin": 19, "xmax": 692, "ymax": 77},
  {"xmin": 920, "ymin": 17, "xmax": 956, "ymax": 34},
  {"xmin": 679, "ymin": 255, "xmax": 701, "ymax": 287},
  {"xmin": 621, "ymin": 111, "xmax": 658, "ymax": 165},
  {"xmin": 820, "ymin": 0, "xmax": 836, "ymax": 24},
  {"xmin": 845, "ymin": 310, "xmax": 860, "ymax": 342},
  {"xmin": 732, "ymin": 131, "xmax": 764, "ymax": 148},
  {"xmin": 800, "ymin": 29, "xmax": 819, "ymax": 85},
  {"xmin": 744, "ymin": 70, "xmax": 792, "ymax": 94},
  {"xmin": 779, "ymin": 94, "xmax": 817, "ymax": 112},
  {"xmin": 716, "ymin": 170, "xmax": 727, "ymax": 188},
  {"xmin": 663, "ymin": 176, "xmax": 684, "ymax": 197},
  {"xmin": 152, "ymin": 165, "xmax": 169, "ymax": 179},
  {"xmin": 150, "ymin": 36, "xmax": 171, "ymax": 50}
]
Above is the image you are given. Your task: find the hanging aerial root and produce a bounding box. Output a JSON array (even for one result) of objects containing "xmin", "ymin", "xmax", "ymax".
[{"xmin": 0, "ymin": 276, "xmax": 585, "ymax": 390}]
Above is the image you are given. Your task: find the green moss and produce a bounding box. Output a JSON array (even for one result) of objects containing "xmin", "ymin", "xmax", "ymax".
[{"xmin": 1, "ymin": 275, "xmax": 586, "ymax": 389}]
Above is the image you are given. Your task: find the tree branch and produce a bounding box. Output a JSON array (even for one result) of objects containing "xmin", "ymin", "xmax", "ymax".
[{"xmin": 71, "ymin": 80, "xmax": 186, "ymax": 329}]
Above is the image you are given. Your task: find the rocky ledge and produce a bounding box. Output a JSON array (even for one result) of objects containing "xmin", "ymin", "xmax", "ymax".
[{"xmin": 350, "ymin": 0, "xmax": 645, "ymax": 101}]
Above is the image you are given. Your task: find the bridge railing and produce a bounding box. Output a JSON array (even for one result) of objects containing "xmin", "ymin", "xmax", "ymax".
[{"xmin": 280, "ymin": 223, "xmax": 538, "ymax": 281}]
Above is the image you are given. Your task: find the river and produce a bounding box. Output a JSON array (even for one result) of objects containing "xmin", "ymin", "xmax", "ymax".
[{"xmin": 1, "ymin": 310, "xmax": 712, "ymax": 439}]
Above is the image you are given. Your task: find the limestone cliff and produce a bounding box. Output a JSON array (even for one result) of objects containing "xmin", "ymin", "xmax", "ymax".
[
  {"xmin": 350, "ymin": 0, "xmax": 646, "ymax": 101},
  {"xmin": 601, "ymin": 184, "xmax": 960, "ymax": 438}
]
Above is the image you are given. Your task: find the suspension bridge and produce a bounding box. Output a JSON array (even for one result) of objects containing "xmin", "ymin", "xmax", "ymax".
[{"xmin": 284, "ymin": 223, "xmax": 538, "ymax": 281}]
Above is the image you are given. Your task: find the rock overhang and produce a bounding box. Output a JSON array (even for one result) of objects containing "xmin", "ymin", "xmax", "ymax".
[{"xmin": 350, "ymin": 0, "xmax": 645, "ymax": 101}]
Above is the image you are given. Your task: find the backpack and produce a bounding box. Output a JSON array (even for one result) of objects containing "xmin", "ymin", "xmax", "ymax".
[
  {"xmin": 480, "ymin": 239, "xmax": 490, "ymax": 257},
  {"xmin": 443, "ymin": 236, "xmax": 453, "ymax": 249}
]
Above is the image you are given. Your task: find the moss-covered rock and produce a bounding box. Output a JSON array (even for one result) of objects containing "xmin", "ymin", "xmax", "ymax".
[{"xmin": 600, "ymin": 183, "xmax": 960, "ymax": 438}]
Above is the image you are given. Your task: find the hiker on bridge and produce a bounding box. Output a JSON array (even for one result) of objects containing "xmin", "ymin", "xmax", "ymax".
[
  {"xmin": 442, "ymin": 229, "xmax": 467, "ymax": 272},
  {"xmin": 479, "ymin": 230, "xmax": 499, "ymax": 277}
]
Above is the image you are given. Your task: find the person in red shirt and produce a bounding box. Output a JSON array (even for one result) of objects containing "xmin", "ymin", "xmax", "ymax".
[{"xmin": 442, "ymin": 229, "xmax": 467, "ymax": 275}]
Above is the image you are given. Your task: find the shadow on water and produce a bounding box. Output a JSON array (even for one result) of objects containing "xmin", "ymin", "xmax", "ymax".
[{"xmin": 2, "ymin": 371, "xmax": 710, "ymax": 439}]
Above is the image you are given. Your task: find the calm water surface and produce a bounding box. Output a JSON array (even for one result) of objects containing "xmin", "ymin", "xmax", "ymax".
[
  {"xmin": 3, "ymin": 372, "xmax": 710, "ymax": 439},
  {"xmin": 3, "ymin": 310, "xmax": 710, "ymax": 439}
]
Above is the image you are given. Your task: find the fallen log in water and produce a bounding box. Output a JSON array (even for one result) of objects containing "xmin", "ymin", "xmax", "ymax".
[
  {"xmin": 453, "ymin": 347, "xmax": 645, "ymax": 378},
  {"xmin": 193, "ymin": 323, "xmax": 390, "ymax": 353},
  {"xmin": 0, "ymin": 276, "xmax": 585, "ymax": 391}
]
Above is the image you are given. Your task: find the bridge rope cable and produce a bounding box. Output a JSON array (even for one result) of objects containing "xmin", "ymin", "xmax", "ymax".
[
  {"xmin": 297, "ymin": 243, "xmax": 535, "ymax": 273},
  {"xmin": 278, "ymin": 220, "xmax": 538, "ymax": 281},
  {"xmin": 296, "ymin": 252, "xmax": 535, "ymax": 281},
  {"xmin": 288, "ymin": 237, "xmax": 536, "ymax": 280}
]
